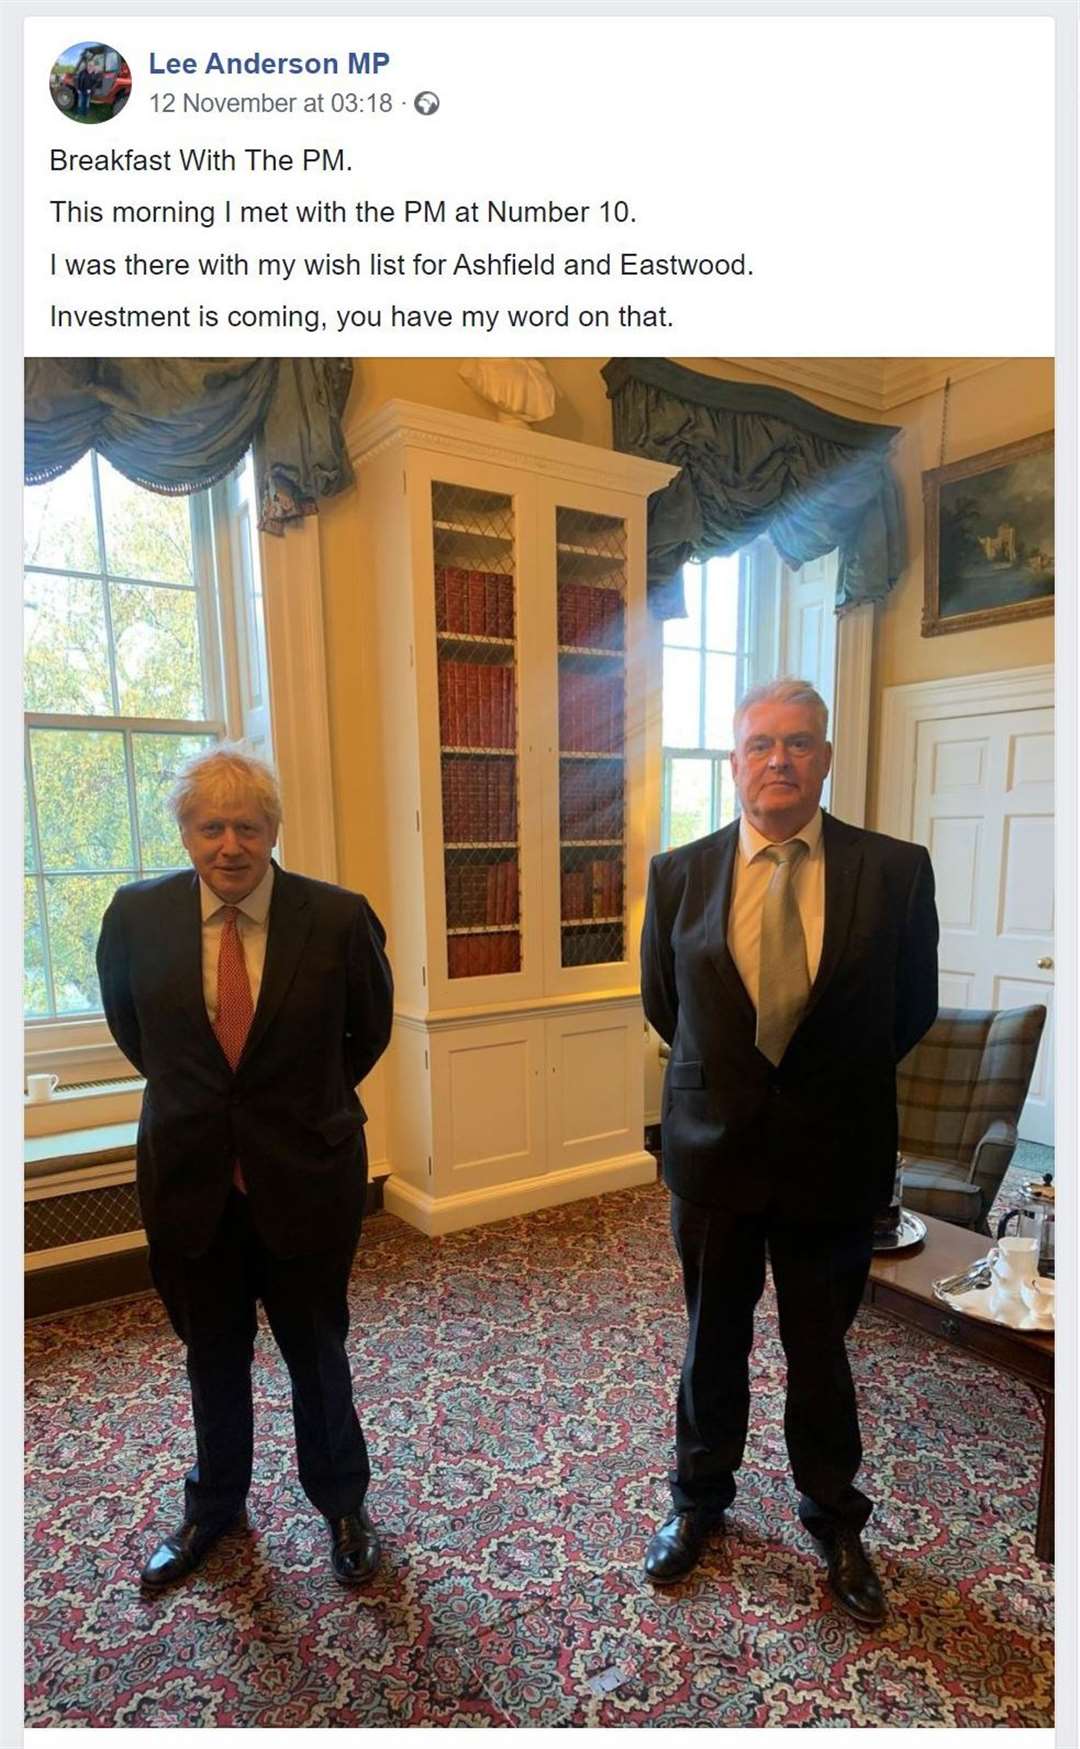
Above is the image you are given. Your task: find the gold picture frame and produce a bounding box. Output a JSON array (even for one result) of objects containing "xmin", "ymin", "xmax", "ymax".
[{"xmin": 922, "ymin": 431, "xmax": 1054, "ymax": 637}]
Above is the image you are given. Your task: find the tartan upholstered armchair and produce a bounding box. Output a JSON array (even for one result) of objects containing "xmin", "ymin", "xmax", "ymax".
[{"xmin": 896, "ymin": 1005, "xmax": 1047, "ymax": 1234}]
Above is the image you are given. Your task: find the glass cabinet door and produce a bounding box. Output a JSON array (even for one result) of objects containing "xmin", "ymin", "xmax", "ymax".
[
  {"xmin": 554, "ymin": 506, "xmax": 628, "ymax": 969},
  {"xmin": 431, "ymin": 480, "xmax": 522, "ymax": 981}
]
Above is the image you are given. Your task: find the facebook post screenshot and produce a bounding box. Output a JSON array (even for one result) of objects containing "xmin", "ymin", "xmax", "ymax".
[{"xmin": 9, "ymin": 7, "xmax": 1076, "ymax": 1745}]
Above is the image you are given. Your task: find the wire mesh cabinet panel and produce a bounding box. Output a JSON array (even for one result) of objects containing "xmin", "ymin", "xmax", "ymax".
[
  {"xmin": 555, "ymin": 505, "xmax": 629, "ymax": 972},
  {"xmin": 536, "ymin": 476, "xmax": 653, "ymax": 1001},
  {"xmin": 432, "ymin": 480, "xmax": 524, "ymax": 985}
]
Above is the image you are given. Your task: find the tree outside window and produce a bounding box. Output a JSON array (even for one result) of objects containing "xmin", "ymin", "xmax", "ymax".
[{"xmin": 23, "ymin": 454, "xmax": 248, "ymax": 1022}]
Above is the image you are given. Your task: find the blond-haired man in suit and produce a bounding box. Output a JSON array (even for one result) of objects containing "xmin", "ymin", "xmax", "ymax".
[{"xmin": 97, "ymin": 748, "xmax": 393, "ymax": 1590}]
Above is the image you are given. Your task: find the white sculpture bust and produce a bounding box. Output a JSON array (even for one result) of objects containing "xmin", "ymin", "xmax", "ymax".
[{"xmin": 459, "ymin": 357, "xmax": 558, "ymax": 426}]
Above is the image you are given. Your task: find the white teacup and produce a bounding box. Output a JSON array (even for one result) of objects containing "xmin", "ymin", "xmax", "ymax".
[
  {"xmin": 26, "ymin": 1072, "xmax": 60, "ymax": 1103},
  {"xmin": 989, "ymin": 1236, "xmax": 1038, "ymax": 1289},
  {"xmin": 1019, "ymin": 1275, "xmax": 1054, "ymax": 1320}
]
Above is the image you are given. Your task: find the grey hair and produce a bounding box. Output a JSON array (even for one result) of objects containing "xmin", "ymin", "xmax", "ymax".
[
  {"xmin": 168, "ymin": 745, "xmax": 283, "ymax": 833},
  {"xmin": 733, "ymin": 677, "xmax": 829, "ymax": 741}
]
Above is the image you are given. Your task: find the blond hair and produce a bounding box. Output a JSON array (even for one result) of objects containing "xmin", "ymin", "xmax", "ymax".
[
  {"xmin": 734, "ymin": 677, "xmax": 829, "ymax": 741},
  {"xmin": 168, "ymin": 746, "xmax": 283, "ymax": 834}
]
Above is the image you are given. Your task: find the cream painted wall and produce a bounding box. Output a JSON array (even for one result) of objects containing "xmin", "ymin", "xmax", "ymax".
[{"xmin": 865, "ymin": 358, "xmax": 1054, "ymax": 822}]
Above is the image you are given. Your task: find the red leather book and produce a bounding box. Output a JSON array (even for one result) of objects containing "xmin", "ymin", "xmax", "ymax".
[
  {"xmin": 446, "ymin": 567, "xmax": 469, "ymax": 632},
  {"xmin": 467, "ymin": 570, "xmax": 487, "ymax": 635},
  {"xmin": 438, "ymin": 660, "xmax": 451, "ymax": 743},
  {"xmin": 498, "ymin": 575, "xmax": 514, "ymax": 639},
  {"xmin": 462, "ymin": 662, "xmax": 478, "ymax": 747},
  {"xmin": 504, "ymin": 667, "xmax": 516, "ymax": 748}
]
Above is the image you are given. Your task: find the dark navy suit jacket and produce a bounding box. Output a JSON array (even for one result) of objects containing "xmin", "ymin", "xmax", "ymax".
[
  {"xmin": 97, "ymin": 862, "xmax": 393, "ymax": 1258},
  {"xmin": 641, "ymin": 812, "xmax": 938, "ymax": 1224}
]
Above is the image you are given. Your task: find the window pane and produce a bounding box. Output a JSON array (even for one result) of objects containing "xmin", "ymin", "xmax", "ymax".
[
  {"xmin": 30, "ymin": 729, "xmax": 133, "ymax": 871},
  {"xmin": 663, "ymin": 564, "xmax": 703, "ymax": 649},
  {"xmin": 25, "ymin": 772, "xmax": 37, "ymax": 872},
  {"xmin": 111, "ymin": 582, "xmax": 205, "ymax": 718},
  {"xmin": 23, "ymin": 454, "xmax": 100, "ymax": 573},
  {"xmin": 662, "ymin": 648, "xmax": 701, "ymax": 748},
  {"xmin": 704, "ymin": 652, "xmax": 737, "ymax": 752},
  {"xmin": 668, "ymin": 758, "xmax": 713, "ymax": 848},
  {"xmin": 99, "ymin": 459, "xmax": 195, "ymax": 584},
  {"xmin": 24, "ymin": 574, "xmax": 112, "ymax": 715},
  {"xmin": 44, "ymin": 875, "xmax": 128, "ymax": 1015},
  {"xmin": 240, "ymin": 456, "xmax": 269, "ymax": 706},
  {"xmin": 704, "ymin": 555, "xmax": 740, "ymax": 652},
  {"xmin": 719, "ymin": 756, "xmax": 739, "ymax": 826},
  {"xmin": 24, "ymin": 880, "xmax": 49, "ymax": 1018},
  {"xmin": 134, "ymin": 732, "xmax": 215, "ymax": 868}
]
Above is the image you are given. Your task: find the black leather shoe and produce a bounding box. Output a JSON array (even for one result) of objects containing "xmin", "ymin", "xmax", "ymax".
[
  {"xmin": 643, "ymin": 1509, "xmax": 724, "ymax": 1585},
  {"xmin": 328, "ymin": 1508, "xmax": 381, "ymax": 1586},
  {"xmin": 140, "ymin": 1515, "xmax": 241, "ymax": 1590},
  {"xmin": 813, "ymin": 1527, "xmax": 886, "ymax": 1626}
]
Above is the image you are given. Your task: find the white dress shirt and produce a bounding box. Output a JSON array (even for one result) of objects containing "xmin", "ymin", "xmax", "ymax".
[
  {"xmin": 199, "ymin": 864, "xmax": 275, "ymax": 1024},
  {"xmin": 727, "ymin": 808, "xmax": 825, "ymax": 1011}
]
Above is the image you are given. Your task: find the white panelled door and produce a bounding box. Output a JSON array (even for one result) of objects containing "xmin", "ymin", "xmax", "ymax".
[{"xmin": 912, "ymin": 706, "xmax": 1054, "ymax": 1144}]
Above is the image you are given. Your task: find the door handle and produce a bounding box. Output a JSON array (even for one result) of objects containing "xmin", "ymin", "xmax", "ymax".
[{"xmin": 1037, "ymin": 957, "xmax": 1054, "ymax": 970}]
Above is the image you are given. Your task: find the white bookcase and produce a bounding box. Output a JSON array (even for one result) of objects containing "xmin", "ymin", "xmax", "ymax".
[{"xmin": 348, "ymin": 400, "xmax": 674, "ymax": 1234}]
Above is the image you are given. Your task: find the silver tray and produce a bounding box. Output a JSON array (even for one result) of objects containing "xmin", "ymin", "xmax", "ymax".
[
  {"xmin": 871, "ymin": 1209, "xmax": 927, "ymax": 1253},
  {"xmin": 933, "ymin": 1283, "xmax": 1053, "ymax": 1333}
]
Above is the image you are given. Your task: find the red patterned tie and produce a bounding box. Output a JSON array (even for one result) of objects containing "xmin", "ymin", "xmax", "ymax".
[{"xmin": 213, "ymin": 907, "xmax": 254, "ymax": 1190}]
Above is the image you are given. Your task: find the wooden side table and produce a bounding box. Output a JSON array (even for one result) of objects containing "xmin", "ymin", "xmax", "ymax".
[{"xmin": 866, "ymin": 1213, "xmax": 1053, "ymax": 1562}]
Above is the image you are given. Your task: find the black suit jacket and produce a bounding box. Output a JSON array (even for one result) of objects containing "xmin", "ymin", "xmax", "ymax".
[
  {"xmin": 97, "ymin": 862, "xmax": 394, "ymax": 1259},
  {"xmin": 641, "ymin": 812, "xmax": 938, "ymax": 1224}
]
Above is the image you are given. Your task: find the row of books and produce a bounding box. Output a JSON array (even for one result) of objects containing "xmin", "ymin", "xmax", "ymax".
[
  {"xmin": 561, "ymin": 859, "xmax": 624, "ymax": 921},
  {"xmin": 439, "ymin": 659, "xmax": 516, "ymax": 749},
  {"xmin": 559, "ymin": 764, "xmax": 624, "ymax": 841},
  {"xmin": 447, "ymin": 931, "xmax": 521, "ymax": 978},
  {"xmin": 558, "ymin": 672, "xmax": 624, "ymax": 753},
  {"xmin": 445, "ymin": 858, "xmax": 519, "ymax": 929},
  {"xmin": 436, "ymin": 566, "xmax": 515, "ymax": 640},
  {"xmin": 557, "ymin": 582, "xmax": 625, "ymax": 650},
  {"xmin": 442, "ymin": 757, "xmax": 517, "ymax": 843}
]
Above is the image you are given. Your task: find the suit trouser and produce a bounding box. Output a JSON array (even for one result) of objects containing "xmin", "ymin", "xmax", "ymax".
[
  {"xmin": 149, "ymin": 1189, "xmax": 370, "ymax": 1528},
  {"xmin": 669, "ymin": 1194, "xmax": 874, "ymax": 1533}
]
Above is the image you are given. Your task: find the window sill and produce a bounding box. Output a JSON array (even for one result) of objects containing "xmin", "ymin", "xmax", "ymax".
[
  {"xmin": 24, "ymin": 1078, "xmax": 144, "ymax": 1141},
  {"xmin": 26, "ymin": 1120, "xmax": 138, "ymax": 1181}
]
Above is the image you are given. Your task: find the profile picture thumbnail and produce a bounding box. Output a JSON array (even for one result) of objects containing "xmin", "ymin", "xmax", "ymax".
[{"xmin": 50, "ymin": 41, "xmax": 131, "ymax": 123}]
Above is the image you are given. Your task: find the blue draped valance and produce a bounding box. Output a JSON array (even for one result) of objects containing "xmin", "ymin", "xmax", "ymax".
[
  {"xmin": 24, "ymin": 358, "xmax": 354, "ymax": 535},
  {"xmin": 602, "ymin": 357, "xmax": 904, "ymax": 619}
]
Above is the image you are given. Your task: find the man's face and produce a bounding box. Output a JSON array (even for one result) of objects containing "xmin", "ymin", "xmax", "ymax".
[
  {"xmin": 730, "ymin": 699, "xmax": 832, "ymax": 839},
  {"xmin": 180, "ymin": 788, "xmax": 277, "ymax": 903}
]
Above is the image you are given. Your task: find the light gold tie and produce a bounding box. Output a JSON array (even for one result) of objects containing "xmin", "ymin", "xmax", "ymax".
[{"xmin": 755, "ymin": 840, "xmax": 810, "ymax": 1066}]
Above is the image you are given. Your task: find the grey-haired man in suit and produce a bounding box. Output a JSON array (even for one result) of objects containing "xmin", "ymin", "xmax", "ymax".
[{"xmin": 640, "ymin": 679, "xmax": 938, "ymax": 1623}]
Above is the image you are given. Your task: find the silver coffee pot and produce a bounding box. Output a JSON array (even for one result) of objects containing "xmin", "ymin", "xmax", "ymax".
[{"xmin": 996, "ymin": 1173, "xmax": 1055, "ymax": 1277}]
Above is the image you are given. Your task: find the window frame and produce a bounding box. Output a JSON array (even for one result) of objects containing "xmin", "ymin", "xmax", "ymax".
[
  {"xmin": 659, "ymin": 549, "xmax": 756, "ymax": 849},
  {"xmin": 23, "ymin": 461, "xmax": 257, "ymax": 1080}
]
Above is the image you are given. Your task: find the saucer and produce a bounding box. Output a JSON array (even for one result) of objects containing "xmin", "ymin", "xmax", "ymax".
[{"xmin": 939, "ymin": 1285, "xmax": 1054, "ymax": 1332}]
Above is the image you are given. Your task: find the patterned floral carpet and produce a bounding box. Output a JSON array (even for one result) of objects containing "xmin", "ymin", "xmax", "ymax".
[{"xmin": 25, "ymin": 1173, "xmax": 1053, "ymax": 1729}]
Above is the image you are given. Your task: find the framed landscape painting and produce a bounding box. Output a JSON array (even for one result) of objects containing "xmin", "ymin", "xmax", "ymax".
[{"xmin": 922, "ymin": 431, "xmax": 1054, "ymax": 636}]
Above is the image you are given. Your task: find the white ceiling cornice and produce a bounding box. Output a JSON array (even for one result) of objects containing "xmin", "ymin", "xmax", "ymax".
[{"xmin": 715, "ymin": 358, "xmax": 1005, "ymax": 414}]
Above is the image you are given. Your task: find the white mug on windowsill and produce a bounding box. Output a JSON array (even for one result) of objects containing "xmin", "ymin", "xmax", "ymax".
[{"xmin": 26, "ymin": 1073, "xmax": 60, "ymax": 1103}]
